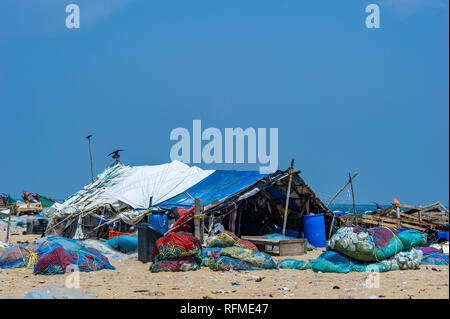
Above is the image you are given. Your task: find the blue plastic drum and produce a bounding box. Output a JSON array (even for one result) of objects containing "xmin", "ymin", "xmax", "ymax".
[
  {"xmin": 148, "ymin": 212, "xmax": 169, "ymax": 235},
  {"xmin": 437, "ymin": 231, "xmax": 449, "ymax": 242},
  {"xmin": 303, "ymin": 213, "xmax": 326, "ymax": 248}
]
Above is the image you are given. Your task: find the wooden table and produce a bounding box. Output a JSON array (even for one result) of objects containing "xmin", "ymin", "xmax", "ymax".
[{"xmin": 241, "ymin": 236, "xmax": 307, "ymax": 256}]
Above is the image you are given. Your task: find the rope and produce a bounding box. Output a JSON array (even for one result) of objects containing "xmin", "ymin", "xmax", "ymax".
[
  {"xmin": 26, "ymin": 250, "xmax": 38, "ymax": 269},
  {"xmin": 157, "ymin": 213, "xmax": 166, "ymax": 228},
  {"xmin": 367, "ymin": 226, "xmax": 404, "ymax": 262}
]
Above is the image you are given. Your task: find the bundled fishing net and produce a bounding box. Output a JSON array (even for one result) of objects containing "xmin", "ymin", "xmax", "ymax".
[
  {"xmin": 220, "ymin": 247, "xmax": 276, "ymax": 269},
  {"xmin": 201, "ymin": 247, "xmax": 224, "ymax": 267},
  {"xmin": 206, "ymin": 231, "xmax": 238, "ymax": 248},
  {"xmin": 0, "ymin": 244, "xmax": 37, "ymax": 269},
  {"xmin": 33, "ymin": 245, "xmax": 116, "ymax": 275},
  {"xmin": 150, "ymin": 256, "xmax": 200, "ymax": 273},
  {"xmin": 206, "ymin": 231, "xmax": 258, "ymax": 251},
  {"xmin": 213, "ymin": 256, "xmax": 257, "ymax": 271},
  {"xmin": 106, "ymin": 234, "xmax": 138, "ymax": 254},
  {"xmin": 67, "ymin": 248, "xmax": 115, "ymax": 272},
  {"xmin": 0, "ymin": 236, "xmax": 115, "ymax": 275},
  {"xmin": 235, "ymin": 239, "xmax": 259, "ymax": 252},
  {"xmin": 34, "ymin": 241, "xmax": 62, "ymax": 256},
  {"xmin": 33, "ymin": 246, "xmax": 75, "ymax": 275},
  {"xmin": 312, "ymin": 251, "xmax": 353, "ymax": 273},
  {"xmin": 327, "ymin": 226, "xmax": 426, "ymax": 262},
  {"xmin": 278, "ymin": 258, "xmax": 313, "ymax": 270},
  {"xmin": 83, "ymin": 239, "xmax": 136, "ymax": 261},
  {"xmin": 386, "ymin": 249, "xmax": 423, "ymax": 271},
  {"xmin": 417, "ymin": 247, "xmax": 449, "ymax": 266},
  {"xmin": 151, "ymin": 232, "xmax": 202, "ymax": 265},
  {"xmin": 311, "ymin": 248, "xmax": 423, "ymax": 273},
  {"xmin": 36, "ymin": 236, "xmax": 85, "ymax": 251}
]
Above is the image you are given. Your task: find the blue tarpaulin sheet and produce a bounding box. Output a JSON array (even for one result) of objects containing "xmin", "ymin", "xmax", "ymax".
[{"xmin": 158, "ymin": 170, "xmax": 266, "ymax": 209}]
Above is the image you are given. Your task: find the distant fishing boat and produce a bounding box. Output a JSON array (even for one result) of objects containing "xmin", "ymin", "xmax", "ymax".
[
  {"xmin": 21, "ymin": 190, "xmax": 58, "ymax": 207},
  {"xmin": 33, "ymin": 194, "xmax": 57, "ymax": 207},
  {"xmin": 21, "ymin": 190, "xmax": 58, "ymax": 208},
  {"xmin": 0, "ymin": 194, "xmax": 18, "ymax": 208}
]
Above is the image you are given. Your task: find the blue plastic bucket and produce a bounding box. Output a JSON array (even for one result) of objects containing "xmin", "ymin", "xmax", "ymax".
[
  {"xmin": 437, "ymin": 231, "xmax": 449, "ymax": 242},
  {"xmin": 303, "ymin": 213, "xmax": 326, "ymax": 248},
  {"xmin": 148, "ymin": 212, "xmax": 169, "ymax": 235}
]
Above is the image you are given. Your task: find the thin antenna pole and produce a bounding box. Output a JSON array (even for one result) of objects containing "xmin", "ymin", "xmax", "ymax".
[{"xmin": 86, "ymin": 135, "xmax": 94, "ymax": 183}]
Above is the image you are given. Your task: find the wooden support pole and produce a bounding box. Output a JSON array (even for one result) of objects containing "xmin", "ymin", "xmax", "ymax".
[
  {"xmin": 396, "ymin": 205, "xmax": 401, "ymax": 226},
  {"xmin": 209, "ymin": 211, "xmax": 215, "ymax": 237},
  {"xmin": 229, "ymin": 204, "xmax": 237, "ymax": 234},
  {"xmin": 200, "ymin": 212, "xmax": 205, "ymax": 244},
  {"xmin": 237, "ymin": 205, "xmax": 242, "ymax": 237},
  {"xmin": 4, "ymin": 204, "xmax": 13, "ymax": 243},
  {"xmin": 349, "ymin": 172, "xmax": 357, "ymax": 215},
  {"xmin": 194, "ymin": 198, "xmax": 203, "ymax": 243},
  {"xmin": 282, "ymin": 159, "xmax": 295, "ymax": 236}
]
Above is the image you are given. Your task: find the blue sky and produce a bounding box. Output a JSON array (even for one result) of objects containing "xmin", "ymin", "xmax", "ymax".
[{"xmin": 0, "ymin": 0, "xmax": 448, "ymax": 205}]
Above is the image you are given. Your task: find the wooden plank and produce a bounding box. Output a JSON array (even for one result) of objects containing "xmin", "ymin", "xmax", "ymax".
[
  {"xmin": 279, "ymin": 239, "xmax": 307, "ymax": 256},
  {"xmin": 241, "ymin": 236, "xmax": 307, "ymax": 256},
  {"xmin": 351, "ymin": 212, "xmax": 448, "ymax": 231},
  {"xmin": 377, "ymin": 205, "xmax": 395, "ymax": 217}
]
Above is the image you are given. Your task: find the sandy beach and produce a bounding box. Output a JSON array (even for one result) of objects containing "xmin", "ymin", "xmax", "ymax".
[{"xmin": 0, "ymin": 228, "xmax": 448, "ymax": 299}]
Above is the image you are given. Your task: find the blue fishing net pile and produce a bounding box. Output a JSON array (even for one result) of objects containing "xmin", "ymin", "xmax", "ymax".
[
  {"xmin": 327, "ymin": 226, "xmax": 426, "ymax": 262},
  {"xmin": 201, "ymin": 247, "xmax": 224, "ymax": 267},
  {"xmin": 106, "ymin": 234, "xmax": 138, "ymax": 254},
  {"xmin": 219, "ymin": 247, "xmax": 276, "ymax": 269},
  {"xmin": 0, "ymin": 236, "xmax": 115, "ymax": 275},
  {"xmin": 211, "ymin": 247, "xmax": 276, "ymax": 271},
  {"xmin": 417, "ymin": 247, "xmax": 449, "ymax": 266},
  {"xmin": 204, "ymin": 232, "xmax": 276, "ymax": 271},
  {"xmin": 277, "ymin": 226, "xmax": 427, "ymax": 273},
  {"xmin": 305, "ymin": 249, "xmax": 422, "ymax": 273},
  {"xmin": 150, "ymin": 256, "xmax": 200, "ymax": 273},
  {"xmin": 213, "ymin": 256, "xmax": 257, "ymax": 271},
  {"xmin": 0, "ymin": 244, "xmax": 37, "ymax": 269},
  {"xmin": 278, "ymin": 258, "xmax": 312, "ymax": 270}
]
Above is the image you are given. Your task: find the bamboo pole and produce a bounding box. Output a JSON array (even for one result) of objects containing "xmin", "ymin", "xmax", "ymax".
[
  {"xmin": 349, "ymin": 172, "xmax": 356, "ymax": 215},
  {"xmin": 282, "ymin": 159, "xmax": 295, "ymax": 236},
  {"xmin": 4, "ymin": 204, "xmax": 13, "ymax": 243},
  {"xmin": 326, "ymin": 173, "xmax": 358, "ymax": 208}
]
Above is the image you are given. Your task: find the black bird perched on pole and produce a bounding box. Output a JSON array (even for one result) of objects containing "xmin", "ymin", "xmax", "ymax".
[{"xmin": 108, "ymin": 149, "xmax": 124, "ymax": 166}]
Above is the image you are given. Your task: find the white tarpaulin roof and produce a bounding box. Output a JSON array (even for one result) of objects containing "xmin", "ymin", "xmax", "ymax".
[
  {"xmin": 48, "ymin": 160, "xmax": 214, "ymax": 218},
  {"xmin": 98, "ymin": 160, "xmax": 214, "ymax": 209}
]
